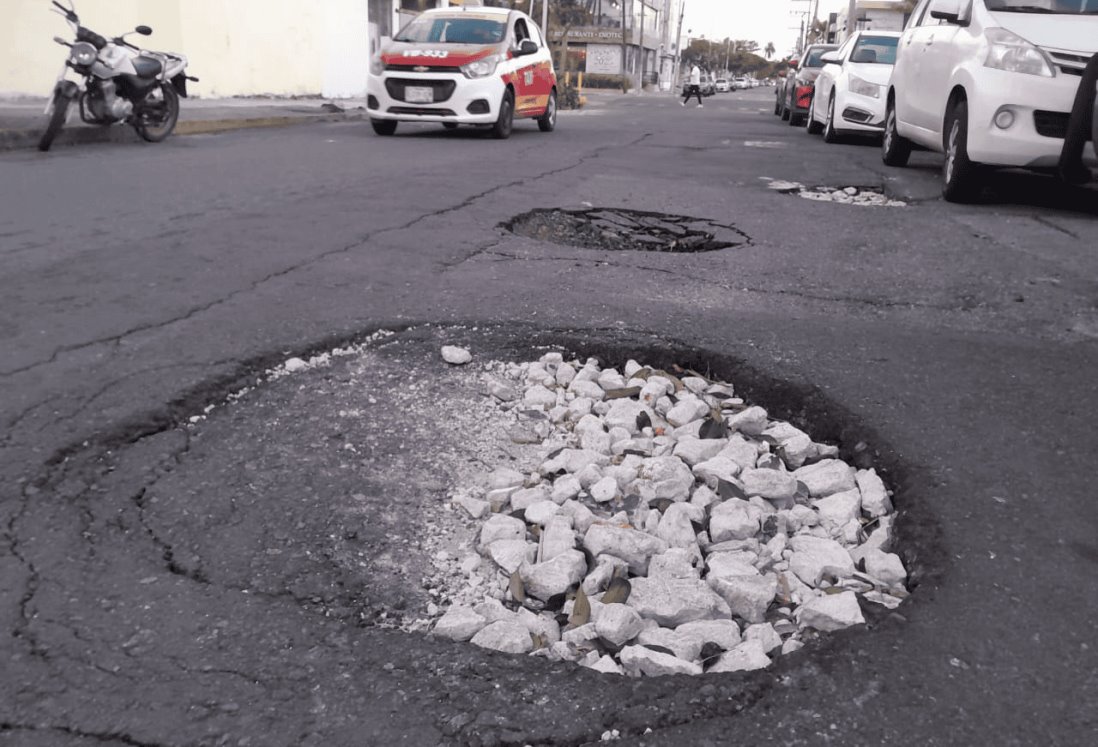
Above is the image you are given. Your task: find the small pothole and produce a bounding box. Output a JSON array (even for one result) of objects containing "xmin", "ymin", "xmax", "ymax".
[
  {"xmin": 765, "ymin": 179, "xmax": 906, "ymax": 207},
  {"xmin": 502, "ymin": 208, "xmax": 751, "ymax": 253}
]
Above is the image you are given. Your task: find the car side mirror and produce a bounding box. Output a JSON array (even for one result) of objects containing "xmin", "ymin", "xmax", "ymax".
[
  {"xmin": 135, "ymin": 25, "xmax": 152, "ymax": 35},
  {"xmin": 929, "ymin": 0, "xmax": 969, "ymax": 24},
  {"xmin": 516, "ymin": 39, "xmax": 538, "ymax": 57},
  {"xmin": 820, "ymin": 52, "xmax": 841, "ymax": 64}
]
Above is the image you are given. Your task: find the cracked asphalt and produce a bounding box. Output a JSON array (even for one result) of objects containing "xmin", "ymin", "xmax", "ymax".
[{"xmin": 2, "ymin": 89, "xmax": 1098, "ymax": 746}]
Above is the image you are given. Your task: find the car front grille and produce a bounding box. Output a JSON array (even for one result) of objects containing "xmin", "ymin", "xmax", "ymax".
[
  {"xmin": 385, "ymin": 64, "xmax": 463, "ymax": 74},
  {"xmin": 1041, "ymin": 48, "xmax": 1093, "ymax": 77},
  {"xmin": 387, "ymin": 106, "xmax": 458, "ymax": 117},
  {"xmin": 383, "ymin": 78, "xmax": 457, "ymax": 103},
  {"xmin": 1034, "ymin": 110, "xmax": 1071, "ymax": 139}
]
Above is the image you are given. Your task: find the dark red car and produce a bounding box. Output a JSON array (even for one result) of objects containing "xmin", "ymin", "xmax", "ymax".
[{"xmin": 775, "ymin": 44, "xmax": 838, "ymax": 127}]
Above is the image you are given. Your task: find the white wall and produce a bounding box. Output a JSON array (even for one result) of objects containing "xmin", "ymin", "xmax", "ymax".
[{"xmin": 2, "ymin": 0, "xmax": 370, "ymax": 99}]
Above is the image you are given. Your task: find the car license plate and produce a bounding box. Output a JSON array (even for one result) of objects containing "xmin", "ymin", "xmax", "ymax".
[{"xmin": 405, "ymin": 86, "xmax": 433, "ymax": 104}]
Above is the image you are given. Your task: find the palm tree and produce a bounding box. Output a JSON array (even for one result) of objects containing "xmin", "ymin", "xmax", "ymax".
[{"xmin": 764, "ymin": 42, "xmax": 776, "ymax": 60}]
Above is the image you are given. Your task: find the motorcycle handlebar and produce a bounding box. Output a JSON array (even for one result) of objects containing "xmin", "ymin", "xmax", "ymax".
[{"xmin": 51, "ymin": 0, "xmax": 77, "ymax": 22}]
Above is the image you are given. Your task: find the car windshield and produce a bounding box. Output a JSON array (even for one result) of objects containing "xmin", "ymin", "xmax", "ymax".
[
  {"xmin": 850, "ymin": 36, "xmax": 899, "ymax": 64},
  {"xmin": 803, "ymin": 48, "xmax": 835, "ymax": 67},
  {"xmin": 394, "ymin": 14, "xmax": 507, "ymax": 44},
  {"xmin": 986, "ymin": 0, "xmax": 1098, "ymax": 12}
]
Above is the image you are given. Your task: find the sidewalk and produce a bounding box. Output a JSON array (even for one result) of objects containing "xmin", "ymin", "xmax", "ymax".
[{"xmin": 0, "ymin": 96, "xmax": 370, "ymax": 151}]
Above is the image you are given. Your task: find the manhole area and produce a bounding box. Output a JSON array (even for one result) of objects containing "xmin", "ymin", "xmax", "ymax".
[
  {"xmin": 765, "ymin": 179, "xmax": 906, "ymax": 207},
  {"xmin": 502, "ymin": 208, "xmax": 751, "ymax": 253}
]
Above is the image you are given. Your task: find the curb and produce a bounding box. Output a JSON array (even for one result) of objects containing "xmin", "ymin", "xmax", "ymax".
[{"xmin": 0, "ymin": 110, "xmax": 367, "ymax": 152}]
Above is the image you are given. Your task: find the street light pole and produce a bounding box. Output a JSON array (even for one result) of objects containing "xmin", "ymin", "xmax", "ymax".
[{"xmin": 672, "ymin": 1, "xmax": 686, "ymax": 95}]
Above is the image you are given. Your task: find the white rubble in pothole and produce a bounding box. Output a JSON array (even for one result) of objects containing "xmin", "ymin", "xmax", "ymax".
[
  {"xmin": 421, "ymin": 352, "xmax": 909, "ymax": 677},
  {"xmin": 764, "ymin": 178, "xmax": 906, "ymax": 207}
]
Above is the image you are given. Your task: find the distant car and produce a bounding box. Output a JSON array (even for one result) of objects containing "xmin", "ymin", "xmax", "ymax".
[
  {"xmin": 700, "ymin": 73, "xmax": 717, "ymax": 96},
  {"xmin": 807, "ymin": 31, "xmax": 901, "ymax": 142},
  {"xmin": 883, "ymin": 0, "xmax": 1098, "ymax": 202},
  {"xmin": 776, "ymin": 44, "xmax": 838, "ymax": 126},
  {"xmin": 733, "ymin": 77, "xmax": 751, "ymax": 91},
  {"xmin": 715, "ymin": 78, "xmax": 730, "ymax": 93}
]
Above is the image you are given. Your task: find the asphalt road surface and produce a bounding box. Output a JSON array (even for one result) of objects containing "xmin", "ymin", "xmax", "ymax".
[{"xmin": 2, "ymin": 89, "xmax": 1097, "ymax": 746}]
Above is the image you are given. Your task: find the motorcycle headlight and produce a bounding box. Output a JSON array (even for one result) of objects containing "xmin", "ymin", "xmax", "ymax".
[
  {"xmin": 461, "ymin": 54, "xmax": 501, "ymax": 80},
  {"xmin": 69, "ymin": 42, "xmax": 97, "ymax": 68},
  {"xmin": 848, "ymin": 74, "xmax": 881, "ymax": 99},
  {"xmin": 984, "ymin": 28, "xmax": 1054, "ymax": 77}
]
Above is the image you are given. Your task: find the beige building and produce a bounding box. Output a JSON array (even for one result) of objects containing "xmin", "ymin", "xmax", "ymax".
[{"xmin": 3, "ymin": 0, "xmax": 371, "ymax": 99}]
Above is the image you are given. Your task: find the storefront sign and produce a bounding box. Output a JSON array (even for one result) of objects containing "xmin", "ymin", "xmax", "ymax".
[
  {"xmin": 549, "ymin": 27, "xmax": 625, "ymax": 44},
  {"xmin": 586, "ymin": 44, "xmax": 622, "ymax": 75}
]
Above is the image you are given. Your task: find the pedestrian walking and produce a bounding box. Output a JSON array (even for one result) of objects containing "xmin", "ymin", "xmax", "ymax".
[{"xmin": 682, "ymin": 64, "xmax": 704, "ymax": 108}]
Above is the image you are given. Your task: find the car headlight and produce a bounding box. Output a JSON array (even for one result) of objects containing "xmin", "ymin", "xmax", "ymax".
[
  {"xmin": 69, "ymin": 42, "xmax": 97, "ymax": 68},
  {"xmin": 984, "ymin": 28, "xmax": 1054, "ymax": 77},
  {"xmin": 461, "ymin": 54, "xmax": 501, "ymax": 79},
  {"xmin": 848, "ymin": 74, "xmax": 881, "ymax": 99},
  {"xmin": 369, "ymin": 54, "xmax": 384, "ymax": 76}
]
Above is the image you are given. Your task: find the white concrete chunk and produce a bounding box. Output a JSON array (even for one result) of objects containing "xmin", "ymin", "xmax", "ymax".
[
  {"xmin": 584, "ymin": 524, "xmax": 668, "ymax": 575},
  {"xmin": 708, "ymin": 639, "xmax": 771, "ymax": 673},
  {"xmin": 619, "ymin": 645, "xmax": 703, "ymax": 677},
  {"xmin": 666, "ymin": 397, "xmax": 711, "ymax": 427},
  {"xmin": 708, "ymin": 573, "xmax": 777, "ymax": 624},
  {"xmin": 856, "ymin": 468, "xmax": 893, "ymax": 517},
  {"xmin": 471, "ymin": 620, "xmax": 534, "ymax": 654},
  {"xmin": 478, "ymin": 514, "xmax": 527, "ymax": 551},
  {"xmin": 627, "ymin": 576, "xmax": 732, "ymax": 627},
  {"xmin": 591, "ymin": 476, "xmax": 620, "ymax": 504},
  {"xmin": 519, "ymin": 550, "xmax": 587, "ymax": 602},
  {"xmin": 794, "ymin": 459, "xmax": 857, "ymax": 497},
  {"xmin": 441, "ymin": 345, "xmax": 472, "ymax": 365},
  {"xmin": 743, "ymin": 622, "xmax": 782, "ymax": 653},
  {"xmin": 673, "ymin": 437, "xmax": 728, "ymax": 467},
  {"xmin": 709, "ymin": 499, "xmax": 762, "ymax": 543},
  {"xmin": 788, "ymin": 536, "xmax": 855, "ymax": 585},
  {"xmin": 813, "ymin": 488, "xmax": 862, "ymax": 529},
  {"xmin": 740, "ymin": 468, "xmax": 798, "ymax": 501},
  {"xmin": 797, "ymin": 591, "xmax": 865, "ymax": 632},
  {"xmin": 864, "ymin": 549, "xmax": 907, "ymax": 587},
  {"xmin": 431, "ymin": 606, "xmax": 488, "ymax": 642},
  {"xmin": 595, "ymin": 603, "xmax": 646, "ymax": 646},
  {"xmin": 487, "ymin": 539, "xmax": 534, "ymax": 574},
  {"xmin": 726, "ymin": 406, "xmax": 769, "ymax": 436},
  {"xmin": 693, "ymin": 457, "xmax": 744, "ymax": 489}
]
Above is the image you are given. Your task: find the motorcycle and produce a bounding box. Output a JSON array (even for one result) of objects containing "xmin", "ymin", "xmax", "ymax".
[{"xmin": 39, "ymin": 0, "xmax": 198, "ymax": 152}]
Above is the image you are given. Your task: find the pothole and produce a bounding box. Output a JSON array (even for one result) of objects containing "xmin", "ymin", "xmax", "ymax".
[
  {"xmin": 502, "ymin": 208, "xmax": 751, "ymax": 253},
  {"xmin": 764, "ymin": 178, "xmax": 906, "ymax": 207},
  {"xmin": 164, "ymin": 329, "xmax": 910, "ymax": 680}
]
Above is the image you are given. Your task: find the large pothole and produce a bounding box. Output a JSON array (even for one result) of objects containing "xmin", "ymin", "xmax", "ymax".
[
  {"xmin": 168, "ymin": 328, "xmax": 910, "ymax": 679},
  {"xmin": 502, "ymin": 208, "xmax": 751, "ymax": 253}
]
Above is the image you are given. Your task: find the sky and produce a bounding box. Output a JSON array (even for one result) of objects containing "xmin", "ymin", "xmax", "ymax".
[{"xmin": 682, "ymin": 0, "xmax": 849, "ymax": 57}]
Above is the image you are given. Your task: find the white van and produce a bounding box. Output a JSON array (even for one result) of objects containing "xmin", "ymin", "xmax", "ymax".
[{"xmin": 882, "ymin": 0, "xmax": 1098, "ymax": 201}]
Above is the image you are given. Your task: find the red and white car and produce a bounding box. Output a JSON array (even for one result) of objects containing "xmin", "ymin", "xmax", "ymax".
[{"xmin": 367, "ymin": 6, "xmax": 557, "ymax": 138}]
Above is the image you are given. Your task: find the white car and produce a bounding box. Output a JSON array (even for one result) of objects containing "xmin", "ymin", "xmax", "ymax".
[
  {"xmin": 367, "ymin": 5, "xmax": 557, "ymax": 138},
  {"xmin": 715, "ymin": 78, "xmax": 730, "ymax": 93},
  {"xmin": 807, "ymin": 31, "xmax": 902, "ymax": 142},
  {"xmin": 883, "ymin": 0, "xmax": 1098, "ymax": 202}
]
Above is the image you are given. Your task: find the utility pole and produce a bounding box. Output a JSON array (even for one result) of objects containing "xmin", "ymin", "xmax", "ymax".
[
  {"xmin": 847, "ymin": 0, "xmax": 858, "ymax": 41},
  {"xmin": 638, "ymin": 0, "xmax": 645, "ymax": 92},
  {"xmin": 620, "ymin": 0, "xmax": 628, "ymax": 92},
  {"xmin": 672, "ymin": 1, "xmax": 686, "ymax": 95},
  {"xmin": 542, "ymin": 0, "xmax": 548, "ymax": 41}
]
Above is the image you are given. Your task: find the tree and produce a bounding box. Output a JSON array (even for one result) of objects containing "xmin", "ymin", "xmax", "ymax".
[{"xmin": 764, "ymin": 42, "xmax": 776, "ymax": 60}]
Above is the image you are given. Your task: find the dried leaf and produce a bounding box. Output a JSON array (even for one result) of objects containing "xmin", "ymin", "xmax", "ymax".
[
  {"xmin": 604, "ymin": 386, "xmax": 642, "ymax": 400},
  {"xmin": 569, "ymin": 587, "xmax": 591, "ymax": 627},
  {"xmin": 509, "ymin": 571, "xmax": 527, "ymax": 604},
  {"xmin": 602, "ymin": 577, "xmax": 632, "ymax": 605}
]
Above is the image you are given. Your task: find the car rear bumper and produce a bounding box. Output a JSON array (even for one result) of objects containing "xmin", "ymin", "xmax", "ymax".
[
  {"xmin": 965, "ymin": 68, "xmax": 1097, "ymax": 168},
  {"xmin": 367, "ymin": 73, "xmax": 505, "ymax": 124}
]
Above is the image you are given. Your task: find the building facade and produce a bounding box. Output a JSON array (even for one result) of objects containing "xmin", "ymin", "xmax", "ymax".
[{"xmin": 3, "ymin": 0, "xmax": 684, "ymax": 99}]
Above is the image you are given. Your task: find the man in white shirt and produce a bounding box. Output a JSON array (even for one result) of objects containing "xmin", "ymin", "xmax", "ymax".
[{"xmin": 682, "ymin": 64, "xmax": 704, "ymax": 108}]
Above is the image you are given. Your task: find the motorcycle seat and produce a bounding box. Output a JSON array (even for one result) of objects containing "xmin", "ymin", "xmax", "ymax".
[{"xmin": 132, "ymin": 56, "xmax": 163, "ymax": 79}]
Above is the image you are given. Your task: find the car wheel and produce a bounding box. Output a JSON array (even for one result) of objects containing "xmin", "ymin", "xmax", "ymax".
[
  {"xmin": 806, "ymin": 96, "xmax": 823, "ymax": 135},
  {"xmin": 774, "ymin": 97, "xmax": 782, "ymax": 116},
  {"xmin": 371, "ymin": 119, "xmax": 397, "ymax": 136},
  {"xmin": 780, "ymin": 93, "xmax": 791, "ymax": 120},
  {"xmin": 882, "ymin": 98, "xmax": 913, "ymax": 167},
  {"xmin": 537, "ymin": 89, "xmax": 557, "ymax": 133},
  {"xmin": 942, "ymin": 99, "xmax": 985, "ymax": 203},
  {"xmin": 823, "ymin": 94, "xmax": 840, "ymax": 143},
  {"xmin": 789, "ymin": 108, "xmax": 803, "ymax": 127},
  {"xmin": 491, "ymin": 89, "xmax": 514, "ymax": 140}
]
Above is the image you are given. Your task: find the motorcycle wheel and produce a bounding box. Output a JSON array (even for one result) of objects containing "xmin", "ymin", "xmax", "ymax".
[
  {"xmin": 134, "ymin": 83, "xmax": 180, "ymax": 143},
  {"xmin": 38, "ymin": 90, "xmax": 71, "ymax": 152}
]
